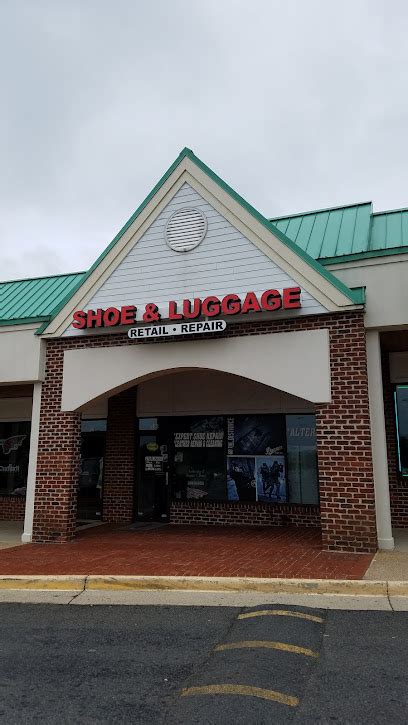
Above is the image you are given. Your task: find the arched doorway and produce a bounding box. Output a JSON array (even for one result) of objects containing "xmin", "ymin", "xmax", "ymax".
[{"xmin": 79, "ymin": 369, "xmax": 320, "ymax": 529}]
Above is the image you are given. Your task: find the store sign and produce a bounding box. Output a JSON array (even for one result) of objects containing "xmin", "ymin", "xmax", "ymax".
[
  {"xmin": 71, "ymin": 287, "xmax": 301, "ymax": 329},
  {"xmin": 128, "ymin": 320, "xmax": 226, "ymax": 340}
]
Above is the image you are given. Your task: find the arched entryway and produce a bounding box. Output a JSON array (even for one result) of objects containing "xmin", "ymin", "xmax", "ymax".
[{"xmin": 78, "ymin": 368, "xmax": 320, "ymax": 531}]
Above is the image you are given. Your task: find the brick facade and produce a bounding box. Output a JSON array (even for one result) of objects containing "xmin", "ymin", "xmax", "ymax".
[
  {"xmin": 316, "ymin": 312, "xmax": 376, "ymax": 551},
  {"xmin": 32, "ymin": 310, "xmax": 377, "ymax": 552},
  {"xmin": 32, "ymin": 342, "xmax": 81, "ymax": 543},
  {"xmin": 0, "ymin": 496, "xmax": 25, "ymax": 521},
  {"xmin": 171, "ymin": 501, "xmax": 321, "ymax": 527},
  {"xmin": 103, "ymin": 388, "xmax": 136, "ymax": 523},
  {"xmin": 382, "ymin": 351, "xmax": 408, "ymax": 527}
]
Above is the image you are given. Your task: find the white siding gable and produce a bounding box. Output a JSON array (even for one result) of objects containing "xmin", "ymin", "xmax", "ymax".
[{"xmin": 64, "ymin": 183, "xmax": 326, "ymax": 335}]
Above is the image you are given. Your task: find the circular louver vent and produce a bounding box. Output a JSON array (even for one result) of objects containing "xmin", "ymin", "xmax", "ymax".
[{"xmin": 165, "ymin": 207, "xmax": 207, "ymax": 252}]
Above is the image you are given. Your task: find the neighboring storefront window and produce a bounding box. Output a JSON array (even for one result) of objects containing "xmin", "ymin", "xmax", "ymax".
[
  {"xmin": 0, "ymin": 421, "xmax": 31, "ymax": 496},
  {"xmin": 78, "ymin": 419, "xmax": 106, "ymax": 518},
  {"xmin": 167, "ymin": 414, "xmax": 319, "ymax": 505},
  {"xmin": 395, "ymin": 386, "xmax": 408, "ymax": 477}
]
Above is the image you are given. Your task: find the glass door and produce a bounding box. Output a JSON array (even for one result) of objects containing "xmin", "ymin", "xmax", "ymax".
[
  {"xmin": 78, "ymin": 419, "xmax": 106, "ymax": 520},
  {"xmin": 137, "ymin": 418, "xmax": 170, "ymax": 521}
]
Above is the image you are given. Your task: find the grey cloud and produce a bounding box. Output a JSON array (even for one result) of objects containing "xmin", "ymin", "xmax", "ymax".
[{"xmin": 1, "ymin": 0, "xmax": 408, "ymax": 280}]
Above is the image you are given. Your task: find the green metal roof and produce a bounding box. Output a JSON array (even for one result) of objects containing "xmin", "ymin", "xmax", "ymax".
[
  {"xmin": 371, "ymin": 209, "xmax": 408, "ymax": 250},
  {"xmin": 270, "ymin": 203, "xmax": 408, "ymax": 264},
  {"xmin": 0, "ymin": 272, "xmax": 85, "ymax": 326}
]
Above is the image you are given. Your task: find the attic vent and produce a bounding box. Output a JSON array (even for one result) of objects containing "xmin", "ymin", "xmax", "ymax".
[{"xmin": 165, "ymin": 207, "xmax": 207, "ymax": 252}]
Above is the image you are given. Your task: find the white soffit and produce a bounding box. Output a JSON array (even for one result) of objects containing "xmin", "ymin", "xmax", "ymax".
[{"xmin": 61, "ymin": 328, "xmax": 331, "ymax": 411}]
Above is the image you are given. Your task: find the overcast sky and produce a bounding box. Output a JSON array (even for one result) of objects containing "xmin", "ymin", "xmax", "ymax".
[{"xmin": 1, "ymin": 0, "xmax": 407, "ymax": 280}]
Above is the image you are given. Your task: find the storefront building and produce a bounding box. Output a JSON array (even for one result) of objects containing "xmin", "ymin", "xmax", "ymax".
[{"xmin": 1, "ymin": 148, "xmax": 408, "ymax": 553}]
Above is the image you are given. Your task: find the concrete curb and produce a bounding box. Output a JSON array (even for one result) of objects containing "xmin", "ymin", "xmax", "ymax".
[
  {"xmin": 0, "ymin": 576, "xmax": 86, "ymax": 591},
  {"xmin": 0, "ymin": 575, "xmax": 399, "ymax": 595}
]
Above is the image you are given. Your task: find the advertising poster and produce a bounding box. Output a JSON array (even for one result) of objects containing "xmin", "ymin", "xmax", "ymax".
[
  {"xmin": 172, "ymin": 416, "xmax": 226, "ymax": 501},
  {"xmin": 256, "ymin": 456, "xmax": 287, "ymax": 502},
  {"xmin": 227, "ymin": 457, "xmax": 256, "ymax": 502},
  {"xmin": 227, "ymin": 415, "xmax": 285, "ymax": 456}
]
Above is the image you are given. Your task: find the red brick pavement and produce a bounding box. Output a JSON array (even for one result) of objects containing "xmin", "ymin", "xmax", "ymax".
[{"xmin": 0, "ymin": 525, "xmax": 373, "ymax": 579}]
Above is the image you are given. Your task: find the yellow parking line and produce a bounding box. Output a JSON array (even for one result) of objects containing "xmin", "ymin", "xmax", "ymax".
[
  {"xmin": 238, "ymin": 609, "xmax": 324, "ymax": 624},
  {"xmin": 215, "ymin": 640, "xmax": 319, "ymax": 658},
  {"xmin": 181, "ymin": 684, "xmax": 299, "ymax": 707}
]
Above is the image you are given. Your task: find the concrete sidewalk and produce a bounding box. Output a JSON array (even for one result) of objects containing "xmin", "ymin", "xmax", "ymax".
[
  {"xmin": 364, "ymin": 528, "xmax": 408, "ymax": 580},
  {"xmin": 0, "ymin": 581, "xmax": 407, "ymax": 610},
  {"xmin": 0, "ymin": 521, "xmax": 23, "ymax": 550}
]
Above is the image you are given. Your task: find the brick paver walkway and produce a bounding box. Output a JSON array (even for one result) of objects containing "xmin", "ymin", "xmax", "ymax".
[{"xmin": 0, "ymin": 525, "xmax": 373, "ymax": 579}]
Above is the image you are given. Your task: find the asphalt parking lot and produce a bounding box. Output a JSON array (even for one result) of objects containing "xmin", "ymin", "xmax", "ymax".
[{"xmin": 0, "ymin": 603, "xmax": 407, "ymax": 724}]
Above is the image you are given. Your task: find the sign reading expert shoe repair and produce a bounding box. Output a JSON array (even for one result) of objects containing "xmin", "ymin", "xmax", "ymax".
[{"xmin": 71, "ymin": 287, "xmax": 301, "ymax": 339}]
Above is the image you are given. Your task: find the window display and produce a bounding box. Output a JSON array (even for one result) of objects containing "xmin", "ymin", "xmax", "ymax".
[
  {"xmin": 172, "ymin": 416, "xmax": 226, "ymax": 501},
  {"xmin": 227, "ymin": 415, "xmax": 287, "ymax": 502},
  {"xmin": 255, "ymin": 456, "xmax": 286, "ymax": 502},
  {"xmin": 227, "ymin": 415, "xmax": 285, "ymax": 456},
  {"xmin": 227, "ymin": 457, "xmax": 256, "ymax": 501},
  {"xmin": 0, "ymin": 421, "xmax": 31, "ymax": 496},
  {"xmin": 151, "ymin": 413, "xmax": 318, "ymax": 506}
]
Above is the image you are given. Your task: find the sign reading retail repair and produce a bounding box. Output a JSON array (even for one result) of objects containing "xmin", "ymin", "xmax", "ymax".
[
  {"xmin": 72, "ymin": 287, "xmax": 302, "ymax": 330},
  {"xmin": 128, "ymin": 320, "xmax": 226, "ymax": 340}
]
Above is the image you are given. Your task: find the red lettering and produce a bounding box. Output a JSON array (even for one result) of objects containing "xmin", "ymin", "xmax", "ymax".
[
  {"xmin": 86, "ymin": 309, "xmax": 103, "ymax": 328},
  {"xmin": 120, "ymin": 305, "xmax": 137, "ymax": 325},
  {"xmin": 143, "ymin": 303, "xmax": 160, "ymax": 322},
  {"xmin": 221, "ymin": 294, "xmax": 241, "ymax": 315},
  {"xmin": 261, "ymin": 289, "xmax": 282, "ymax": 311},
  {"xmin": 282, "ymin": 287, "xmax": 301, "ymax": 309},
  {"xmin": 201, "ymin": 296, "xmax": 221, "ymax": 317},
  {"xmin": 168, "ymin": 301, "xmax": 183, "ymax": 320},
  {"xmin": 72, "ymin": 310, "xmax": 86, "ymax": 329},
  {"xmin": 241, "ymin": 291, "xmax": 261, "ymax": 314},
  {"xmin": 183, "ymin": 299, "xmax": 201, "ymax": 319},
  {"xmin": 103, "ymin": 307, "xmax": 121, "ymax": 326}
]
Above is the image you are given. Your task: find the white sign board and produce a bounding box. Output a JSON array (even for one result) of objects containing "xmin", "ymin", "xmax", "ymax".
[{"xmin": 128, "ymin": 320, "xmax": 227, "ymax": 340}]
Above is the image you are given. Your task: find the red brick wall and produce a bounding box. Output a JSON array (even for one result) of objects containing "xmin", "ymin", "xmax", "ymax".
[
  {"xmin": 0, "ymin": 496, "xmax": 25, "ymax": 521},
  {"xmin": 382, "ymin": 351, "xmax": 408, "ymax": 527},
  {"xmin": 103, "ymin": 388, "xmax": 136, "ymax": 523},
  {"xmin": 315, "ymin": 313, "xmax": 376, "ymax": 552},
  {"xmin": 32, "ymin": 310, "xmax": 376, "ymax": 552},
  {"xmin": 171, "ymin": 501, "xmax": 321, "ymax": 527},
  {"xmin": 32, "ymin": 342, "xmax": 81, "ymax": 543}
]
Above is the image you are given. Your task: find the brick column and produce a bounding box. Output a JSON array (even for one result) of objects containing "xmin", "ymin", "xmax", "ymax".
[
  {"xmin": 316, "ymin": 312, "xmax": 377, "ymax": 553},
  {"xmin": 103, "ymin": 388, "xmax": 136, "ymax": 523},
  {"xmin": 32, "ymin": 342, "xmax": 81, "ymax": 543}
]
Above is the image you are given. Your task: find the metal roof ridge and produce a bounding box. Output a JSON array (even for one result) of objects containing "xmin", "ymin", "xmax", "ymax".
[
  {"xmin": 270, "ymin": 201, "xmax": 373, "ymax": 221},
  {"xmin": 372, "ymin": 206, "xmax": 408, "ymax": 216},
  {"xmin": 0, "ymin": 271, "xmax": 86, "ymax": 285}
]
